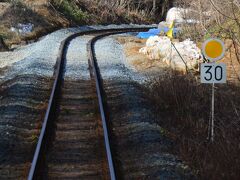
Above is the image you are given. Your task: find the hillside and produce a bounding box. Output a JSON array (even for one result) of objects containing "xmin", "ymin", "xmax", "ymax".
[{"xmin": 0, "ymin": 0, "xmax": 174, "ymax": 48}]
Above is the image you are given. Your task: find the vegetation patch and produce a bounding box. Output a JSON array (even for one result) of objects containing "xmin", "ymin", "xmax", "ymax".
[
  {"xmin": 51, "ymin": 0, "xmax": 88, "ymax": 24},
  {"xmin": 0, "ymin": 0, "xmax": 174, "ymax": 48},
  {"xmin": 143, "ymin": 71, "xmax": 240, "ymax": 179}
]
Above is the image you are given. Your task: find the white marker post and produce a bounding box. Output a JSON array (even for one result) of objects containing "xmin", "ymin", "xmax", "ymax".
[{"xmin": 201, "ymin": 38, "xmax": 226, "ymax": 142}]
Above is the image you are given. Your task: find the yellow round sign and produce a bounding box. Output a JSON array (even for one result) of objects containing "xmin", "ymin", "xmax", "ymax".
[{"xmin": 202, "ymin": 38, "xmax": 225, "ymax": 62}]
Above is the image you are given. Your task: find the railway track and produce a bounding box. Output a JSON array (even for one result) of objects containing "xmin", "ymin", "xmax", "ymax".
[{"xmin": 28, "ymin": 28, "xmax": 152, "ymax": 180}]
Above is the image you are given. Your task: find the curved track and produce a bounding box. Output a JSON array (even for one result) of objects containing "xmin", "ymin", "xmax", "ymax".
[{"xmin": 28, "ymin": 28, "xmax": 152, "ymax": 180}]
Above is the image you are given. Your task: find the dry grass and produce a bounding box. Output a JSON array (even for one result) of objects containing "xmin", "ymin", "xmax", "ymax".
[
  {"xmin": 75, "ymin": 0, "xmax": 172, "ymax": 23},
  {"xmin": 143, "ymin": 71, "xmax": 240, "ymax": 179},
  {"xmin": 73, "ymin": 0, "xmax": 154, "ymax": 24}
]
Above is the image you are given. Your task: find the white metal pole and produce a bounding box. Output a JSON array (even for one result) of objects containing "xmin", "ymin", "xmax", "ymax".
[{"xmin": 211, "ymin": 82, "xmax": 215, "ymax": 142}]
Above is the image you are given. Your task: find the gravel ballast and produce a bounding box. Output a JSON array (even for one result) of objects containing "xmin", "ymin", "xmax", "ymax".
[
  {"xmin": 0, "ymin": 27, "xmax": 87, "ymax": 179},
  {"xmin": 0, "ymin": 25, "xmax": 194, "ymax": 179}
]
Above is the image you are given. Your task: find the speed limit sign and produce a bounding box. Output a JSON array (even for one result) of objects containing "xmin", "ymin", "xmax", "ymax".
[
  {"xmin": 201, "ymin": 63, "xmax": 226, "ymax": 83},
  {"xmin": 201, "ymin": 38, "xmax": 227, "ymax": 142}
]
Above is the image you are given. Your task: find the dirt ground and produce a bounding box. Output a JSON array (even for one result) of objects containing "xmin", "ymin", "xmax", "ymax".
[
  {"xmin": 117, "ymin": 35, "xmax": 240, "ymax": 85},
  {"xmin": 0, "ymin": 0, "xmax": 69, "ymax": 47},
  {"xmin": 116, "ymin": 35, "xmax": 169, "ymax": 73}
]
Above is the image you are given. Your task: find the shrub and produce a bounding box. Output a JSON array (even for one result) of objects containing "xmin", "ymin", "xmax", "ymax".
[
  {"xmin": 143, "ymin": 71, "xmax": 240, "ymax": 179},
  {"xmin": 51, "ymin": 0, "xmax": 88, "ymax": 24}
]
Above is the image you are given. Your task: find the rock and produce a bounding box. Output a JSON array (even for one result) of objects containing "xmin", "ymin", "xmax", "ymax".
[
  {"xmin": 139, "ymin": 36, "xmax": 203, "ymax": 72},
  {"xmin": 0, "ymin": 37, "xmax": 8, "ymax": 52}
]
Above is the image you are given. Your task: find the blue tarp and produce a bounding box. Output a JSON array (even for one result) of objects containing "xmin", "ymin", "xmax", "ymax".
[{"xmin": 137, "ymin": 28, "xmax": 179, "ymax": 39}]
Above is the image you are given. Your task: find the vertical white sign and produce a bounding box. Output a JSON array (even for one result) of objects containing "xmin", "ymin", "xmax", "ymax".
[{"xmin": 201, "ymin": 63, "xmax": 227, "ymax": 84}]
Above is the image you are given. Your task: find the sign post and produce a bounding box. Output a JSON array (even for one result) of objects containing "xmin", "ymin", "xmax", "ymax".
[{"xmin": 201, "ymin": 38, "xmax": 226, "ymax": 142}]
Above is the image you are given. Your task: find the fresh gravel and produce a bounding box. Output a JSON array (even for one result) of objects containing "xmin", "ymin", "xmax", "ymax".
[
  {"xmin": 64, "ymin": 35, "xmax": 93, "ymax": 80},
  {"xmin": 0, "ymin": 24, "xmax": 156, "ymax": 82},
  {"xmin": 0, "ymin": 28, "xmax": 83, "ymax": 81},
  {"xmin": 95, "ymin": 35, "xmax": 149, "ymax": 82}
]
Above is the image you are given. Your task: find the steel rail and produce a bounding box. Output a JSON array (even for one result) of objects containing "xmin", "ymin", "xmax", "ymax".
[
  {"xmin": 28, "ymin": 27, "xmax": 153, "ymax": 180},
  {"xmin": 88, "ymin": 30, "xmax": 150, "ymax": 180}
]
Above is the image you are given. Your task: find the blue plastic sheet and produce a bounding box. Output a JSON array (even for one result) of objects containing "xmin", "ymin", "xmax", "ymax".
[{"xmin": 137, "ymin": 28, "xmax": 179, "ymax": 39}]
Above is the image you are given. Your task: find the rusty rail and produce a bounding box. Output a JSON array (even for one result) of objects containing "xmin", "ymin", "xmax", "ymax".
[{"xmin": 28, "ymin": 27, "xmax": 153, "ymax": 180}]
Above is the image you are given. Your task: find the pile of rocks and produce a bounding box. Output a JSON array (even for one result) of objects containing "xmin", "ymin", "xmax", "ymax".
[{"xmin": 139, "ymin": 36, "xmax": 203, "ymax": 72}]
